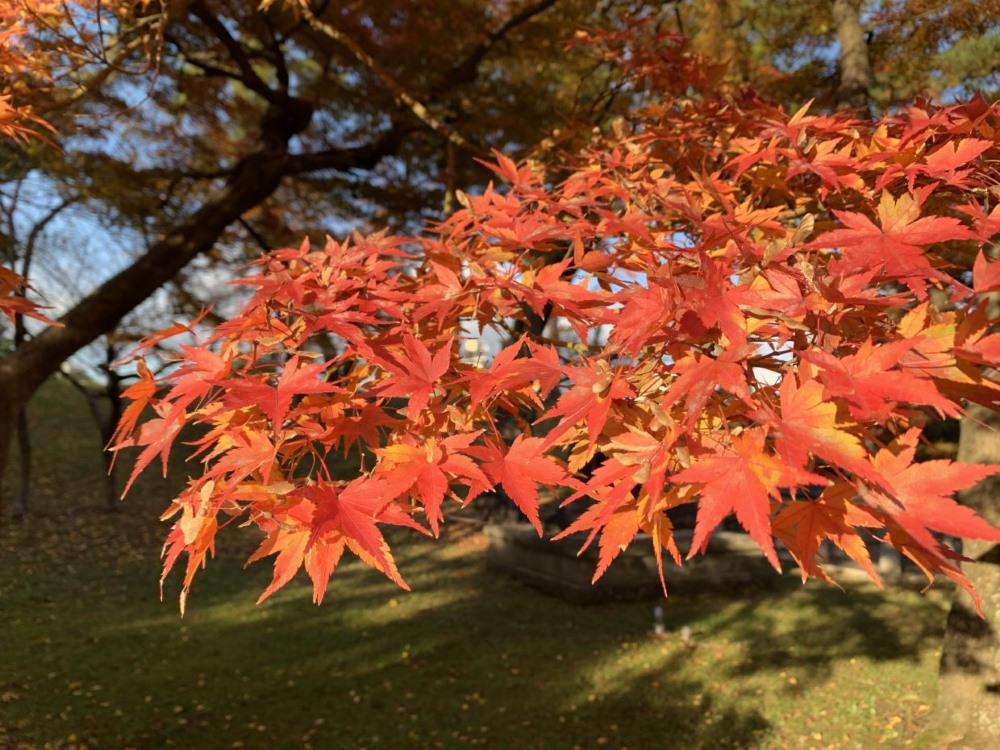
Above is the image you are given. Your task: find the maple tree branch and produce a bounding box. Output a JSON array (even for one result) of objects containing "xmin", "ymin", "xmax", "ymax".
[
  {"xmin": 530, "ymin": 334, "xmax": 604, "ymax": 352},
  {"xmin": 491, "ymin": 0, "xmax": 560, "ymax": 45},
  {"xmin": 18, "ymin": 195, "xmax": 80, "ymax": 282},
  {"xmin": 259, "ymin": 14, "xmax": 290, "ymax": 94},
  {"xmin": 12, "ymin": 195, "xmax": 81, "ymax": 351},
  {"xmin": 296, "ymin": 1, "xmax": 485, "ymax": 159},
  {"xmin": 176, "ymin": 54, "xmax": 245, "ymax": 84},
  {"xmin": 437, "ymin": 0, "xmax": 559, "ymax": 92},
  {"xmin": 238, "ymin": 217, "xmax": 274, "ymax": 255},
  {"xmin": 32, "ymin": 31, "xmax": 151, "ymax": 117},
  {"xmin": 1, "ymin": 87, "xmax": 315, "ymax": 401},
  {"xmin": 1, "ymin": 97, "xmax": 412, "ymax": 409},
  {"xmin": 189, "ymin": 0, "xmax": 281, "ymax": 105},
  {"xmin": 7, "ymin": 151, "xmax": 287, "ymax": 392},
  {"xmin": 285, "ymin": 124, "xmax": 411, "ymax": 175}
]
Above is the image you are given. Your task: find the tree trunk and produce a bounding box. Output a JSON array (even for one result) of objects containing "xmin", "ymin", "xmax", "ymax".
[
  {"xmin": 0, "ymin": 376, "xmax": 17, "ymax": 516},
  {"xmin": 0, "ymin": 143, "xmax": 293, "ymax": 510},
  {"xmin": 832, "ymin": 0, "xmax": 872, "ymax": 111},
  {"xmin": 102, "ymin": 366, "xmax": 123, "ymax": 512},
  {"xmin": 61, "ymin": 362, "xmax": 121, "ymax": 510},
  {"xmin": 932, "ymin": 403, "xmax": 1000, "ymax": 747},
  {"xmin": 14, "ymin": 407, "xmax": 30, "ymax": 518}
]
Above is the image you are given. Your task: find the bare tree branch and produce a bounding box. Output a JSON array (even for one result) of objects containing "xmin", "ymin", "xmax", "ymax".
[
  {"xmin": 437, "ymin": 0, "xmax": 559, "ymax": 93},
  {"xmin": 296, "ymin": 1, "xmax": 486, "ymax": 158},
  {"xmin": 286, "ymin": 124, "xmax": 411, "ymax": 175},
  {"xmin": 189, "ymin": 0, "xmax": 281, "ymax": 104}
]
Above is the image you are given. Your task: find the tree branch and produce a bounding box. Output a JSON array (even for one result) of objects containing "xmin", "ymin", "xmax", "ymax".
[
  {"xmin": 296, "ymin": 1, "xmax": 485, "ymax": 158},
  {"xmin": 14, "ymin": 195, "xmax": 80, "ymax": 349},
  {"xmin": 259, "ymin": 13, "xmax": 290, "ymax": 93},
  {"xmin": 285, "ymin": 124, "xmax": 411, "ymax": 175},
  {"xmin": 433, "ymin": 0, "xmax": 559, "ymax": 95},
  {"xmin": 238, "ymin": 217, "xmax": 274, "ymax": 255},
  {"xmin": 33, "ymin": 31, "xmax": 151, "ymax": 117},
  {"xmin": 189, "ymin": 0, "xmax": 280, "ymax": 104},
  {"xmin": 177, "ymin": 53, "xmax": 246, "ymax": 84}
]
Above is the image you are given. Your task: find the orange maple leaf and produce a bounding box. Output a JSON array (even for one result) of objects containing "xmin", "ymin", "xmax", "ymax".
[
  {"xmin": 672, "ymin": 428, "xmax": 828, "ymax": 570},
  {"xmin": 374, "ymin": 433, "xmax": 489, "ymax": 534},
  {"xmin": 772, "ymin": 483, "xmax": 883, "ymax": 585},
  {"xmin": 467, "ymin": 435, "xmax": 570, "ymax": 534},
  {"xmin": 374, "ymin": 335, "xmax": 453, "ymax": 419},
  {"xmin": 812, "ymin": 192, "xmax": 973, "ymax": 297},
  {"xmin": 769, "ymin": 376, "xmax": 875, "ymax": 481}
]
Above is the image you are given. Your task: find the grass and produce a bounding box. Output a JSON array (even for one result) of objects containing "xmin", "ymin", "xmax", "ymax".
[{"xmin": 0, "ymin": 379, "xmax": 954, "ymax": 749}]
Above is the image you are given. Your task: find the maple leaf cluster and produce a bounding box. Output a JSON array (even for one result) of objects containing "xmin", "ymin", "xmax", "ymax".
[
  {"xmin": 0, "ymin": 265, "xmax": 55, "ymax": 326},
  {"xmin": 0, "ymin": 0, "xmax": 73, "ymax": 143},
  {"xmin": 115, "ymin": 33, "xmax": 1000, "ymax": 613}
]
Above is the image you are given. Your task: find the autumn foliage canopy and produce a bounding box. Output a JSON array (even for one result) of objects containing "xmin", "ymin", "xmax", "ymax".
[{"xmin": 107, "ymin": 31, "xmax": 1000, "ymax": 613}]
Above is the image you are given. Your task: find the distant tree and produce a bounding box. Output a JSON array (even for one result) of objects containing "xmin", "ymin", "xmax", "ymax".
[{"xmin": 670, "ymin": 0, "xmax": 1000, "ymax": 109}]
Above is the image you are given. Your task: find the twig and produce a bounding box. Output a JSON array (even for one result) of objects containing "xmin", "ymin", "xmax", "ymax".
[{"xmin": 296, "ymin": 1, "xmax": 485, "ymax": 158}]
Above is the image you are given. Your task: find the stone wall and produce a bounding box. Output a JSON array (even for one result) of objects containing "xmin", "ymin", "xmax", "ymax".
[{"xmin": 483, "ymin": 523, "xmax": 787, "ymax": 604}]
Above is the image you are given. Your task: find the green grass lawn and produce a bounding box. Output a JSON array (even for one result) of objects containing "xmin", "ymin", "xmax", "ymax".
[{"xmin": 1, "ymin": 379, "xmax": 953, "ymax": 749}]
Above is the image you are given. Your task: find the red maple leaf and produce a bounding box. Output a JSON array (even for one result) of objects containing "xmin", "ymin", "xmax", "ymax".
[
  {"xmin": 540, "ymin": 359, "xmax": 635, "ymax": 449},
  {"xmin": 467, "ymin": 435, "xmax": 570, "ymax": 533},
  {"xmin": 972, "ymin": 250, "xmax": 1000, "ymax": 294},
  {"xmin": 224, "ymin": 356, "xmax": 341, "ymax": 428},
  {"xmin": 604, "ymin": 426, "xmax": 677, "ymax": 515},
  {"xmin": 309, "ymin": 481, "xmax": 407, "ymax": 583},
  {"xmin": 411, "ymin": 258, "xmax": 468, "ymax": 324},
  {"xmin": 767, "ymin": 375, "xmax": 876, "ymax": 481},
  {"xmin": 610, "ymin": 282, "xmax": 674, "ymax": 356},
  {"xmin": 373, "ymin": 335, "xmax": 452, "ymax": 419},
  {"xmin": 303, "ymin": 536, "xmax": 347, "ymax": 605},
  {"xmin": 468, "ymin": 339, "xmax": 562, "ymax": 407},
  {"xmin": 955, "ymin": 310, "xmax": 1000, "ymax": 368},
  {"xmin": 674, "ymin": 256, "xmax": 748, "ymax": 345},
  {"xmin": 672, "ymin": 428, "xmax": 828, "ymax": 569},
  {"xmin": 0, "ymin": 265, "xmax": 59, "ymax": 326},
  {"xmin": 801, "ymin": 338, "xmax": 958, "ymax": 421},
  {"xmin": 552, "ymin": 495, "xmax": 681, "ymax": 587},
  {"xmin": 116, "ymin": 406, "xmax": 185, "ymax": 494},
  {"xmin": 865, "ymin": 429, "xmax": 1000, "ymax": 546},
  {"xmin": 551, "ymin": 494, "xmax": 640, "ymax": 583},
  {"xmin": 594, "ymin": 501, "xmax": 641, "ymax": 582},
  {"xmin": 641, "ymin": 510, "xmax": 682, "ymax": 594},
  {"xmin": 811, "ymin": 192, "xmax": 974, "ymax": 297},
  {"xmin": 374, "ymin": 432, "xmax": 489, "ymax": 534},
  {"xmin": 663, "ymin": 344, "xmax": 753, "ymax": 429},
  {"xmin": 772, "ymin": 482, "xmax": 883, "ymax": 585},
  {"xmin": 881, "ymin": 519, "xmax": 986, "ymax": 615},
  {"xmin": 114, "ymin": 360, "xmax": 158, "ymax": 447},
  {"xmin": 250, "ymin": 524, "xmax": 311, "ymax": 605},
  {"xmin": 907, "ymin": 138, "xmax": 992, "ymax": 188},
  {"xmin": 205, "ymin": 430, "xmax": 279, "ymax": 486}
]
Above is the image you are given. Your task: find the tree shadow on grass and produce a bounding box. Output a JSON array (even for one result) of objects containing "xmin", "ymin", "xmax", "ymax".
[
  {"xmin": 2, "ymin": 531, "xmax": 769, "ymax": 750},
  {"xmin": 670, "ymin": 578, "xmax": 949, "ymax": 688},
  {"xmin": 3, "ymin": 509, "xmax": 950, "ymax": 750}
]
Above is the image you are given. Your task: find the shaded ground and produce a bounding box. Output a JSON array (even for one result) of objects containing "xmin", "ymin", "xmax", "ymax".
[{"xmin": 1, "ymin": 379, "xmax": 952, "ymax": 749}]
